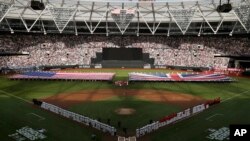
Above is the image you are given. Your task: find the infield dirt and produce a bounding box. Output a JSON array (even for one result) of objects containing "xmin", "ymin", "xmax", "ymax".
[{"xmin": 42, "ymin": 89, "xmax": 206, "ymax": 109}]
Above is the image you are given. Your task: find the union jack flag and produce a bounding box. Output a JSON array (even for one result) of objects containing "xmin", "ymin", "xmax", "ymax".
[{"xmin": 129, "ymin": 72, "xmax": 233, "ymax": 82}]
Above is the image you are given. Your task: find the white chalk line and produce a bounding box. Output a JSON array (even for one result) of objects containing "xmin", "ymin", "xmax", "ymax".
[
  {"xmin": 222, "ymin": 90, "xmax": 250, "ymax": 103},
  {"xmin": 0, "ymin": 90, "xmax": 32, "ymax": 104},
  {"xmin": 0, "ymin": 90, "xmax": 46, "ymax": 122},
  {"xmin": 205, "ymin": 90, "xmax": 250, "ymax": 121},
  {"xmin": 206, "ymin": 113, "xmax": 224, "ymax": 121},
  {"xmin": 27, "ymin": 113, "xmax": 45, "ymax": 121},
  {"xmin": 1, "ymin": 87, "xmax": 250, "ymax": 124}
]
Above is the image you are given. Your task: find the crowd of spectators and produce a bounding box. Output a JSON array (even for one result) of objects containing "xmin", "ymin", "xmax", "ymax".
[{"xmin": 0, "ymin": 34, "xmax": 249, "ymax": 69}]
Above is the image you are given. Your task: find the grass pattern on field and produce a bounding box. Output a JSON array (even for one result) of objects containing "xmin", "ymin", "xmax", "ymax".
[
  {"xmin": 69, "ymin": 96, "xmax": 181, "ymax": 133},
  {"xmin": 1, "ymin": 69, "xmax": 250, "ymax": 141}
]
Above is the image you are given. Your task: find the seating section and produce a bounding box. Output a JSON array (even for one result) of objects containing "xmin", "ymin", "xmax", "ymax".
[
  {"xmin": 1, "ymin": 35, "xmax": 249, "ymax": 69},
  {"xmin": 10, "ymin": 72, "xmax": 115, "ymax": 81},
  {"xmin": 129, "ymin": 72, "xmax": 233, "ymax": 82}
]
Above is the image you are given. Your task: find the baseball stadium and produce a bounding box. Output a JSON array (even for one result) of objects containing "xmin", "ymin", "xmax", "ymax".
[{"xmin": 0, "ymin": 0, "xmax": 250, "ymax": 141}]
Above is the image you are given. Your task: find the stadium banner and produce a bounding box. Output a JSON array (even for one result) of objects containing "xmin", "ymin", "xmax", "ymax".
[
  {"xmin": 136, "ymin": 98, "xmax": 221, "ymax": 137},
  {"xmin": 39, "ymin": 102, "xmax": 116, "ymax": 136}
]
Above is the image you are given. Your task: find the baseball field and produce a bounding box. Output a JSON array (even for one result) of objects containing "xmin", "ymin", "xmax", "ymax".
[{"xmin": 1, "ymin": 69, "xmax": 250, "ymax": 141}]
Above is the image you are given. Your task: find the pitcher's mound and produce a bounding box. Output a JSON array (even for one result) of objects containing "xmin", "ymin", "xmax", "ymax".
[{"xmin": 115, "ymin": 108, "xmax": 136, "ymax": 115}]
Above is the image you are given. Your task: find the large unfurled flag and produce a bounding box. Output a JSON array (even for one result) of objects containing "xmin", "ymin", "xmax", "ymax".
[
  {"xmin": 129, "ymin": 72, "xmax": 171, "ymax": 81},
  {"xmin": 129, "ymin": 72, "xmax": 233, "ymax": 82},
  {"xmin": 10, "ymin": 72, "xmax": 115, "ymax": 81}
]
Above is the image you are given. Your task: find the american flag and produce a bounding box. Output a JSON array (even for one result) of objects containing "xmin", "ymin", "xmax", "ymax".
[{"xmin": 10, "ymin": 72, "xmax": 115, "ymax": 81}]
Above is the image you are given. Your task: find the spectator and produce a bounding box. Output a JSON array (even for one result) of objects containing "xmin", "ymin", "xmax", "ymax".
[{"xmin": 0, "ymin": 34, "xmax": 249, "ymax": 69}]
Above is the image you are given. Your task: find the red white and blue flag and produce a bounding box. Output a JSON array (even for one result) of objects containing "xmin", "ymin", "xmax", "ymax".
[
  {"xmin": 10, "ymin": 72, "xmax": 115, "ymax": 81},
  {"xmin": 129, "ymin": 72, "xmax": 233, "ymax": 82},
  {"xmin": 129, "ymin": 72, "xmax": 171, "ymax": 81}
]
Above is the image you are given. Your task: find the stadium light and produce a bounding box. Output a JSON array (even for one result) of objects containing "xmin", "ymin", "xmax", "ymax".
[
  {"xmin": 48, "ymin": 7, "xmax": 76, "ymax": 33},
  {"xmin": 31, "ymin": 0, "xmax": 45, "ymax": 10},
  {"xmin": 229, "ymin": 32, "xmax": 233, "ymax": 36},
  {"xmin": 168, "ymin": 9, "xmax": 196, "ymax": 34},
  {"xmin": 10, "ymin": 29, "xmax": 14, "ymax": 34},
  {"xmin": 111, "ymin": 8, "xmax": 135, "ymax": 34},
  {"xmin": 234, "ymin": 4, "xmax": 250, "ymax": 32},
  {"xmin": 217, "ymin": 0, "xmax": 232, "ymax": 13}
]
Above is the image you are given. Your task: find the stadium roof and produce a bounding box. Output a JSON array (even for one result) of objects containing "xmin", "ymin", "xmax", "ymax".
[{"xmin": 0, "ymin": 0, "xmax": 249, "ymax": 35}]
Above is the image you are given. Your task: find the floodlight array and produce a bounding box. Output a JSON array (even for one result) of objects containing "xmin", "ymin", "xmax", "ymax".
[
  {"xmin": 234, "ymin": 4, "xmax": 250, "ymax": 31},
  {"xmin": 0, "ymin": 2, "xmax": 12, "ymax": 22},
  {"xmin": 48, "ymin": 7, "xmax": 76, "ymax": 32},
  {"xmin": 169, "ymin": 9, "xmax": 196, "ymax": 33},
  {"xmin": 111, "ymin": 9, "xmax": 135, "ymax": 32}
]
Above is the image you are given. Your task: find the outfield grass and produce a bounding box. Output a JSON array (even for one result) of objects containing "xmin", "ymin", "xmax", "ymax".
[{"xmin": 1, "ymin": 69, "xmax": 250, "ymax": 141}]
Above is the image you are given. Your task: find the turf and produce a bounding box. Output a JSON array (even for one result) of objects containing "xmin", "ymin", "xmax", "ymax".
[
  {"xmin": 68, "ymin": 96, "xmax": 181, "ymax": 134},
  {"xmin": 0, "ymin": 69, "xmax": 250, "ymax": 141},
  {"xmin": 0, "ymin": 94, "xmax": 105, "ymax": 141},
  {"xmin": 145, "ymin": 97, "xmax": 250, "ymax": 141}
]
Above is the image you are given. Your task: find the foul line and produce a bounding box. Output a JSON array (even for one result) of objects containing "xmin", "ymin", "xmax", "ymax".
[
  {"xmin": 0, "ymin": 90, "xmax": 32, "ymax": 104},
  {"xmin": 206, "ymin": 113, "xmax": 224, "ymax": 121},
  {"xmin": 222, "ymin": 90, "xmax": 250, "ymax": 103},
  {"xmin": 205, "ymin": 90, "xmax": 250, "ymax": 121},
  {"xmin": 0, "ymin": 87, "xmax": 249, "ymax": 107},
  {"xmin": 27, "ymin": 113, "xmax": 45, "ymax": 121}
]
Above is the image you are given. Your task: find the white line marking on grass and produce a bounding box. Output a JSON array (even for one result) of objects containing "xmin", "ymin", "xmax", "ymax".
[
  {"xmin": 222, "ymin": 90, "xmax": 250, "ymax": 103},
  {"xmin": 205, "ymin": 90, "xmax": 250, "ymax": 122},
  {"xmin": 206, "ymin": 114, "xmax": 224, "ymax": 121},
  {"xmin": 27, "ymin": 113, "xmax": 45, "ymax": 121},
  {"xmin": 0, "ymin": 90, "xmax": 32, "ymax": 104}
]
